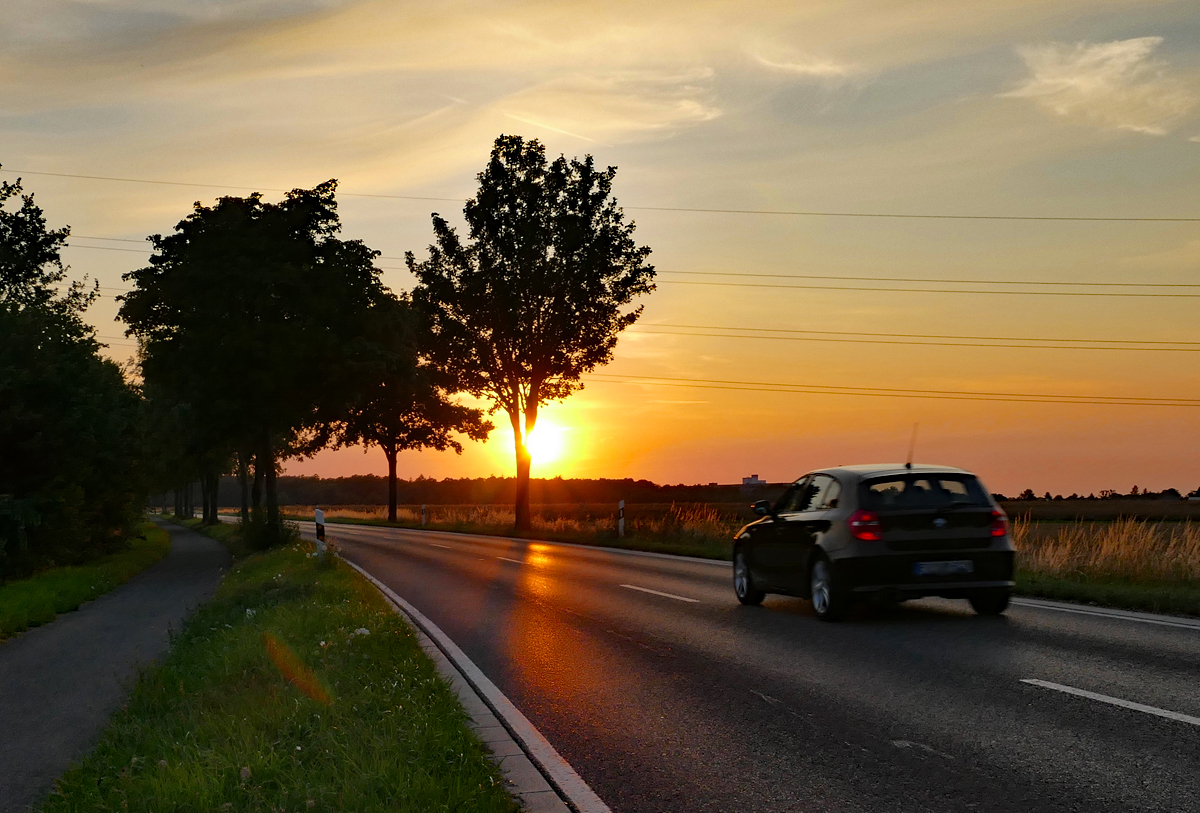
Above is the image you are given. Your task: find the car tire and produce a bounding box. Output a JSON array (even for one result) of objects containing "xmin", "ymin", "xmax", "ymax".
[
  {"xmin": 969, "ymin": 588, "xmax": 1011, "ymax": 616},
  {"xmin": 810, "ymin": 555, "xmax": 849, "ymax": 622},
  {"xmin": 733, "ymin": 549, "xmax": 765, "ymax": 606}
]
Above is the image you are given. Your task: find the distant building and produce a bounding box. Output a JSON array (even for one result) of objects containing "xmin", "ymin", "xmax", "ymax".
[{"xmin": 741, "ymin": 474, "xmax": 767, "ymax": 493}]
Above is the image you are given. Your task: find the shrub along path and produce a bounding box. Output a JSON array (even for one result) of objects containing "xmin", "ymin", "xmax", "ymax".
[{"xmin": 0, "ymin": 517, "xmax": 228, "ymax": 813}]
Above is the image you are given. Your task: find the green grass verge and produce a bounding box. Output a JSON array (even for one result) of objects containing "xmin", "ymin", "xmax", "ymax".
[
  {"xmin": 295, "ymin": 514, "xmax": 1200, "ymax": 618},
  {"xmin": 286, "ymin": 513, "xmax": 735, "ymax": 561},
  {"xmin": 41, "ymin": 534, "xmax": 516, "ymax": 813},
  {"xmin": 1016, "ymin": 571, "xmax": 1200, "ymax": 617},
  {"xmin": 167, "ymin": 515, "xmax": 255, "ymax": 559},
  {"xmin": 0, "ymin": 522, "xmax": 171, "ymax": 639}
]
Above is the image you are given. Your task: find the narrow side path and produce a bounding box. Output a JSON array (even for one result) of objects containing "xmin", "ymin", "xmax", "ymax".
[{"xmin": 0, "ymin": 519, "xmax": 229, "ymax": 813}]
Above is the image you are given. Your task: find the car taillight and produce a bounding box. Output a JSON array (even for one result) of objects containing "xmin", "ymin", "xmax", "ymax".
[
  {"xmin": 848, "ymin": 509, "xmax": 883, "ymax": 541},
  {"xmin": 991, "ymin": 509, "xmax": 1008, "ymax": 537}
]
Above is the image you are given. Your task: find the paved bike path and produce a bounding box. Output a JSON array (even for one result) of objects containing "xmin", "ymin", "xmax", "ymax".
[{"xmin": 0, "ymin": 519, "xmax": 229, "ymax": 812}]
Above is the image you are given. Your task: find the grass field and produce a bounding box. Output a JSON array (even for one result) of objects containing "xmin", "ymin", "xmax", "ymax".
[
  {"xmin": 42, "ymin": 524, "xmax": 515, "ymax": 813},
  {"xmin": 266, "ymin": 503, "xmax": 1200, "ymax": 617},
  {"xmin": 0, "ymin": 522, "xmax": 171, "ymax": 639}
]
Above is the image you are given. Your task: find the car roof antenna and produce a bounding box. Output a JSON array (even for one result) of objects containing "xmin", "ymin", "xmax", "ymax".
[{"xmin": 905, "ymin": 422, "xmax": 919, "ymax": 470}]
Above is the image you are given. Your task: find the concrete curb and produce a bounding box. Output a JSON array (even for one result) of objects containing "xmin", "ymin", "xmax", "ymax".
[{"xmin": 342, "ymin": 558, "xmax": 611, "ymax": 813}]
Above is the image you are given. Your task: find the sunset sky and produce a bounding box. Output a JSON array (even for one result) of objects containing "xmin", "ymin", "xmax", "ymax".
[{"xmin": 5, "ymin": 0, "xmax": 1200, "ymax": 495}]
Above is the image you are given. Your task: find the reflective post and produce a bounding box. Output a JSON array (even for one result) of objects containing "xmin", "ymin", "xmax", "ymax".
[
  {"xmin": 314, "ymin": 507, "xmax": 326, "ymax": 554},
  {"xmin": 618, "ymin": 500, "xmax": 625, "ymax": 538},
  {"xmin": 421, "ymin": 504, "xmax": 427, "ymax": 526}
]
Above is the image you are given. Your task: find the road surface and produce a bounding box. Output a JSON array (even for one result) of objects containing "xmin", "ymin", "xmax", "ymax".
[{"xmin": 319, "ymin": 521, "xmax": 1199, "ymax": 813}]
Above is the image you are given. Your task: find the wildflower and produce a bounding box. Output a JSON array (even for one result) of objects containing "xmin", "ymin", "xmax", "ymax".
[
  {"xmin": 240, "ymin": 767, "xmax": 251, "ymax": 781},
  {"xmin": 158, "ymin": 759, "xmax": 167, "ymax": 767},
  {"xmin": 245, "ymin": 608, "xmax": 256, "ymax": 618}
]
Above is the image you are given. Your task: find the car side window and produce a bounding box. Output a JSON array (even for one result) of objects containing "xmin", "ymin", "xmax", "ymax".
[
  {"xmin": 814, "ymin": 477, "xmax": 842, "ymax": 510},
  {"xmin": 776, "ymin": 477, "xmax": 812, "ymax": 514},
  {"xmin": 806, "ymin": 475, "xmax": 839, "ymax": 511}
]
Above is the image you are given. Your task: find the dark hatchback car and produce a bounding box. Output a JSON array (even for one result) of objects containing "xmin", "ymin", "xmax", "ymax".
[{"xmin": 732, "ymin": 464, "xmax": 1014, "ymax": 621}]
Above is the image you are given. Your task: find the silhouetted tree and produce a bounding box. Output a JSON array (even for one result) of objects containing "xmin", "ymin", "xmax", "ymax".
[
  {"xmin": 337, "ymin": 296, "xmax": 491, "ymax": 521},
  {"xmin": 0, "ymin": 170, "xmax": 142, "ymax": 575},
  {"xmin": 121, "ymin": 181, "xmax": 388, "ymax": 544},
  {"xmin": 409, "ymin": 135, "xmax": 655, "ymax": 530}
]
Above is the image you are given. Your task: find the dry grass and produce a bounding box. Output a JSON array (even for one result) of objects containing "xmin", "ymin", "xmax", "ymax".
[{"xmin": 1013, "ymin": 517, "xmax": 1200, "ymax": 583}]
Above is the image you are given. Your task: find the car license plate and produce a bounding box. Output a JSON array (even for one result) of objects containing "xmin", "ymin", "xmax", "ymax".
[{"xmin": 914, "ymin": 560, "xmax": 974, "ymax": 576}]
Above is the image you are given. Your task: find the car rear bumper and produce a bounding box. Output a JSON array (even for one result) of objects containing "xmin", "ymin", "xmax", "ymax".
[{"xmin": 836, "ymin": 551, "xmax": 1015, "ymax": 596}]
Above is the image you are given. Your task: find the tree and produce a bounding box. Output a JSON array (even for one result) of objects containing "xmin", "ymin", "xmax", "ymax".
[
  {"xmin": 0, "ymin": 170, "xmax": 142, "ymax": 576},
  {"xmin": 121, "ymin": 181, "xmax": 389, "ymax": 544},
  {"xmin": 337, "ymin": 294, "xmax": 492, "ymax": 521},
  {"xmin": 409, "ymin": 135, "xmax": 655, "ymax": 530}
]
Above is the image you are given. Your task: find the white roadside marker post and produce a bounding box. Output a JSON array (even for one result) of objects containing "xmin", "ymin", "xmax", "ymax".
[
  {"xmin": 314, "ymin": 507, "xmax": 326, "ymax": 555},
  {"xmin": 421, "ymin": 504, "xmax": 427, "ymax": 526},
  {"xmin": 618, "ymin": 500, "xmax": 625, "ymax": 538}
]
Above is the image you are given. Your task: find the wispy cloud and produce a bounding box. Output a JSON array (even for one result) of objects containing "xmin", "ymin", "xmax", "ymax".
[
  {"xmin": 1002, "ymin": 36, "xmax": 1196, "ymax": 135},
  {"xmin": 754, "ymin": 54, "xmax": 856, "ymax": 78}
]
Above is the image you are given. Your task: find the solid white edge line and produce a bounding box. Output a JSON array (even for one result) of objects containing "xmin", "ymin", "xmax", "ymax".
[
  {"xmin": 1021, "ymin": 679, "xmax": 1200, "ymax": 727},
  {"xmin": 1011, "ymin": 598, "xmax": 1200, "ymax": 631},
  {"xmin": 497, "ymin": 556, "xmax": 524, "ymax": 565},
  {"xmin": 619, "ymin": 583, "xmax": 701, "ymax": 603},
  {"xmin": 342, "ymin": 558, "xmax": 613, "ymax": 813}
]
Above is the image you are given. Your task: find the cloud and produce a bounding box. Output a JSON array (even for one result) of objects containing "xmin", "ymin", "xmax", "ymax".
[
  {"xmin": 1002, "ymin": 36, "xmax": 1196, "ymax": 135},
  {"xmin": 754, "ymin": 54, "xmax": 856, "ymax": 78}
]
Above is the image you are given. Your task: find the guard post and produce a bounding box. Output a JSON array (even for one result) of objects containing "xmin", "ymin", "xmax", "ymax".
[
  {"xmin": 421, "ymin": 504, "xmax": 427, "ymax": 526},
  {"xmin": 618, "ymin": 500, "xmax": 625, "ymax": 538},
  {"xmin": 314, "ymin": 507, "xmax": 326, "ymax": 554}
]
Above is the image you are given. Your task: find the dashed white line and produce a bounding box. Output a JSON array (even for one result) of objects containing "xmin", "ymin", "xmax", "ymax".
[
  {"xmin": 1022, "ymin": 679, "xmax": 1200, "ymax": 727},
  {"xmin": 497, "ymin": 556, "xmax": 524, "ymax": 565},
  {"xmin": 429, "ymin": 543, "xmax": 452, "ymax": 549},
  {"xmin": 619, "ymin": 584, "xmax": 700, "ymax": 603}
]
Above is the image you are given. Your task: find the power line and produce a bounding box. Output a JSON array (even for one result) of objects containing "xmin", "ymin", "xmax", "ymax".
[
  {"xmin": 5, "ymin": 168, "xmax": 1197, "ymax": 222},
  {"xmin": 664, "ymin": 269, "xmax": 1200, "ymax": 288},
  {"xmin": 659, "ymin": 279, "xmax": 1200, "ymax": 298},
  {"xmin": 627, "ymin": 328, "xmax": 1200, "ymax": 352},
  {"xmin": 589, "ymin": 373, "xmax": 1200, "ymax": 407},
  {"xmin": 648, "ymin": 323, "xmax": 1200, "ymax": 346}
]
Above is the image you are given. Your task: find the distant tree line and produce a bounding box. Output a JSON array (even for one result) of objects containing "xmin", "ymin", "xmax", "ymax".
[
  {"xmin": 168, "ymin": 475, "xmax": 777, "ymax": 509},
  {"xmin": 1, "ymin": 134, "xmax": 655, "ymax": 561},
  {"xmin": 1000, "ymin": 487, "xmax": 1189, "ymax": 502}
]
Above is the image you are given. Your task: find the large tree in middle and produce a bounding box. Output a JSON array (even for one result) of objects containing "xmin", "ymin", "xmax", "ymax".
[
  {"xmin": 120, "ymin": 181, "xmax": 388, "ymax": 542},
  {"xmin": 409, "ymin": 135, "xmax": 655, "ymax": 531}
]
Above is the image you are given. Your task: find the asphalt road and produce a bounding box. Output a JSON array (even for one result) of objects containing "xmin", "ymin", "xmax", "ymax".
[{"xmin": 316, "ymin": 521, "xmax": 1199, "ymax": 813}]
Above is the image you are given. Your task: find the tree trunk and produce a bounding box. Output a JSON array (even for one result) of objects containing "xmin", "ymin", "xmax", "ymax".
[
  {"xmin": 207, "ymin": 472, "xmax": 221, "ymax": 525},
  {"xmin": 237, "ymin": 451, "xmax": 250, "ymax": 524},
  {"xmin": 173, "ymin": 486, "xmax": 183, "ymax": 517},
  {"xmin": 262, "ymin": 435, "xmax": 279, "ymax": 536},
  {"xmin": 385, "ymin": 445, "xmax": 398, "ymax": 523},
  {"xmin": 513, "ymin": 419, "xmax": 532, "ymax": 532},
  {"xmin": 251, "ymin": 453, "xmax": 263, "ymax": 516},
  {"xmin": 200, "ymin": 477, "xmax": 211, "ymax": 524}
]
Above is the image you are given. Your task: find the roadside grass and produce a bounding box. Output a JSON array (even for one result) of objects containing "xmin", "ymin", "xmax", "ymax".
[
  {"xmin": 1013, "ymin": 518, "xmax": 1200, "ymax": 616},
  {"xmin": 166, "ymin": 515, "xmax": 256, "ymax": 559},
  {"xmin": 279, "ymin": 503, "xmax": 739, "ymax": 560},
  {"xmin": 42, "ymin": 534, "xmax": 516, "ymax": 813},
  {"xmin": 0, "ymin": 522, "xmax": 170, "ymax": 639}
]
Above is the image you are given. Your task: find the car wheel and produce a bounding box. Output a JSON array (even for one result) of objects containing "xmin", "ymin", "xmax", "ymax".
[
  {"xmin": 810, "ymin": 556, "xmax": 849, "ymax": 622},
  {"xmin": 733, "ymin": 549, "xmax": 765, "ymax": 606},
  {"xmin": 969, "ymin": 588, "xmax": 1011, "ymax": 616}
]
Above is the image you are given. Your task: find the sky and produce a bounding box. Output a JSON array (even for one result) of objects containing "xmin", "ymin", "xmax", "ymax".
[{"xmin": 4, "ymin": 0, "xmax": 1200, "ymax": 496}]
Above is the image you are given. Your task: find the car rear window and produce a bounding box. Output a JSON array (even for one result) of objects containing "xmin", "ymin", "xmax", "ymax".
[{"xmin": 860, "ymin": 474, "xmax": 991, "ymax": 510}]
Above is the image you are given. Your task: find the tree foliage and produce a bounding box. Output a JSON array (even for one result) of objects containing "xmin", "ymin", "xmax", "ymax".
[
  {"xmin": 337, "ymin": 296, "xmax": 491, "ymax": 521},
  {"xmin": 120, "ymin": 181, "xmax": 391, "ymax": 542},
  {"xmin": 0, "ymin": 171, "xmax": 142, "ymax": 577},
  {"xmin": 409, "ymin": 135, "xmax": 655, "ymax": 530}
]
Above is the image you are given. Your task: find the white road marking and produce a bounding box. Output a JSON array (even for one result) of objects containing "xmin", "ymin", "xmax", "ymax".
[
  {"xmin": 619, "ymin": 584, "xmax": 700, "ymax": 603},
  {"xmin": 1022, "ymin": 679, "xmax": 1200, "ymax": 727},
  {"xmin": 1012, "ymin": 598, "xmax": 1200, "ymax": 631},
  {"xmin": 497, "ymin": 556, "xmax": 524, "ymax": 565},
  {"xmin": 429, "ymin": 543, "xmax": 452, "ymax": 549}
]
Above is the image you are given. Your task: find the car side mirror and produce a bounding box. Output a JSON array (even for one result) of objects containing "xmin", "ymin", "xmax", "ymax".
[{"xmin": 752, "ymin": 500, "xmax": 772, "ymax": 517}]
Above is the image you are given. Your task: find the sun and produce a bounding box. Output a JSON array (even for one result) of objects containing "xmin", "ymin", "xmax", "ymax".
[{"xmin": 525, "ymin": 421, "xmax": 567, "ymax": 465}]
